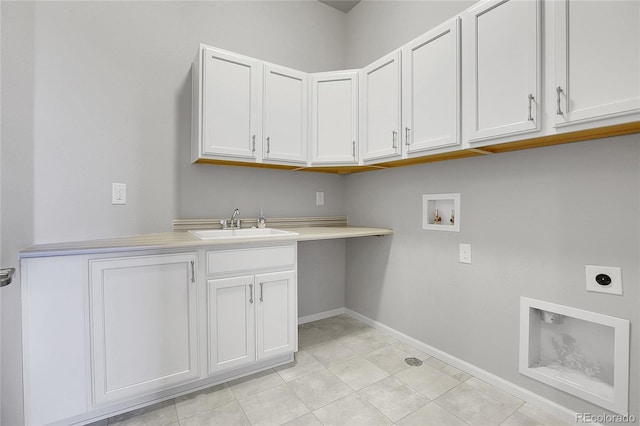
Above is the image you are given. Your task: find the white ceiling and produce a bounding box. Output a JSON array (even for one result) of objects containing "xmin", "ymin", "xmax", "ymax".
[{"xmin": 318, "ymin": 0, "xmax": 361, "ymax": 13}]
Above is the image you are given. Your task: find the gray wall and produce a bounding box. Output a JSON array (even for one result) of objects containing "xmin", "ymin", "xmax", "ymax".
[
  {"xmin": 0, "ymin": 2, "xmax": 348, "ymax": 423},
  {"xmin": 344, "ymin": 0, "xmax": 639, "ymax": 418}
]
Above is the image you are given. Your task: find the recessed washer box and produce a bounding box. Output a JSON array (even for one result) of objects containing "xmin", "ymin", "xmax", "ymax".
[
  {"xmin": 519, "ymin": 297, "xmax": 629, "ymax": 414},
  {"xmin": 422, "ymin": 193, "xmax": 460, "ymax": 232}
]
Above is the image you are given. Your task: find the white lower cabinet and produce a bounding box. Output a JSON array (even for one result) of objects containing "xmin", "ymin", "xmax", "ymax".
[
  {"xmin": 21, "ymin": 243, "xmax": 297, "ymax": 425},
  {"xmin": 207, "ymin": 244, "xmax": 297, "ymax": 375},
  {"xmin": 208, "ymin": 270, "xmax": 296, "ymax": 374},
  {"xmin": 89, "ymin": 253, "xmax": 199, "ymax": 405}
]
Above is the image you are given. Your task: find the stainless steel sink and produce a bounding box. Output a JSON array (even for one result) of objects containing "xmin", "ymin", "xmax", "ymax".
[{"xmin": 188, "ymin": 228, "xmax": 299, "ymax": 240}]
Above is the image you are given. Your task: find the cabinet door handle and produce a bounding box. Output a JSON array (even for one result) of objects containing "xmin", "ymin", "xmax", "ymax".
[
  {"xmin": 392, "ymin": 131, "xmax": 397, "ymax": 149},
  {"xmin": 266, "ymin": 137, "xmax": 270, "ymax": 154},
  {"xmin": 252, "ymin": 135, "xmax": 256, "ymax": 153},
  {"xmin": 556, "ymin": 86, "xmax": 564, "ymax": 115},
  {"xmin": 405, "ymin": 127, "xmax": 410, "ymax": 146},
  {"xmin": 249, "ymin": 284, "xmax": 254, "ymax": 303},
  {"xmin": 352, "ymin": 141, "xmax": 356, "ymax": 158},
  {"xmin": 527, "ymin": 94, "xmax": 535, "ymax": 122},
  {"xmin": 259, "ymin": 283, "xmax": 264, "ymax": 302},
  {"xmin": 190, "ymin": 261, "xmax": 195, "ymax": 283}
]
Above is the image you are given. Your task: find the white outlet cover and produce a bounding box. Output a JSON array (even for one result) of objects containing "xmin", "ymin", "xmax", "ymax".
[
  {"xmin": 585, "ymin": 265, "xmax": 622, "ymax": 295},
  {"xmin": 316, "ymin": 191, "xmax": 324, "ymax": 206},
  {"xmin": 459, "ymin": 243, "xmax": 471, "ymax": 264},
  {"xmin": 112, "ymin": 183, "xmax": 126, "ymax": 205}
]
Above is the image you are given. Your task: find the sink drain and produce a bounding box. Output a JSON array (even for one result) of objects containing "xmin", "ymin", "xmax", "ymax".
[{"xmin": 404, "ymin": 357, "xmax": 423, "ymax": 367}]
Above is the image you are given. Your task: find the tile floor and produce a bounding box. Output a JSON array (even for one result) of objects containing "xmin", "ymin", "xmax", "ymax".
[{"xmin": 91, "ymin": 315, "xmax": 570, "ymax": 426}]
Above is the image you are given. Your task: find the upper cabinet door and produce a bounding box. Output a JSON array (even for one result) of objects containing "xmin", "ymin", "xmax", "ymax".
[
  {"xmin": 201, "ymin": 47, "xmax": 262, "ymax": 159},
  {"xmin": 554, "ymin": 0, "xmax": 640, "ymax": 126},
  {"xmin": 464, "ymin": 0, "xmax": 541, "ymax": 143},
  {"xmin": 402, "ymin": 17, "xmax": 460, "ymax": 154},
  {"xmin": 263, "ymin": 64, "xmax": 308, "ymax": 164},
  {"xmin": 310, "ymin": 71, "xmax": 359, "ymax": 165},
  {"xmin": 362, "ymin": 50, "xmax": 402, "ymax": 162}
]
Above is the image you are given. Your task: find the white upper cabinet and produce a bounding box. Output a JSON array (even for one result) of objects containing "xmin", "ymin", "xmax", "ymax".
[
  {"xmin": 464, "ymin": 0, "xmax": 541, "ymax": 144},
  {"xmin": 310, "ymin": 71, "xmax": 359, "ymax": 165},
  {"xmin": 361, "ymin": 50, "xmax": 402, "ymax": 162},
  {"xmin": 263, "ymin": 64, "xmax": 308, "ymax": 164},
  {"xmin": 402, "ymin": 17, "xmax": 460, "ymax": 154},
  {"xmin": 197, "ymin": 46, "xmax": 262, "ymax": 160},
  {"xmin": 554, "ymin": 0, "xmax": 640, "ymax": 127}
]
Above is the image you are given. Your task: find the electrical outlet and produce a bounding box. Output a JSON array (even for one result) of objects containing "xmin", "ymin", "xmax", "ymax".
[
  {"xmin": 112, "ymin": 183, "xmax": 126, "ymax": 205},
  {"xmin": 459, "ymin": 243, "xmax": 471, "ymax": 264},
  {"xmin": 316, "ymin": 191, "xmax": 324, "ymax": 206},
  {"xmin": 585, "ymin": 265, "xmax": 622, "ymax": 295}
]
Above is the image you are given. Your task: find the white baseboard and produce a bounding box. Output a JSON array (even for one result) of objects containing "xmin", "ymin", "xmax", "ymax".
[
  {"xmin": 344, "ymin": 308, "xmax": 579, "ymax": 425},
  {"xmin": 298, "ymin": 307, "xmax": 345, "ymax": 325}
]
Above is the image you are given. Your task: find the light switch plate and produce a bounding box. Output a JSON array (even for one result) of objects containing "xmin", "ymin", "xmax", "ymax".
[
  {"xmin": 316, "ymin": 191, "xmax": 324, "ymax": 206},
  {"xmin": 459, "ymin": 243, "xmax": 471, "ymax": 264}
]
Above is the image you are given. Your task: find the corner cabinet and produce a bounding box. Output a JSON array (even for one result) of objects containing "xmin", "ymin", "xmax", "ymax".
[
  {"xmin": 310, "ymin": 71, "xmax": 359, "ymax": 165},
  {"xmin": 463, "ymin": 0, "xmax": 541, "ymax": 144},
  {"xmin": 193, "ymin": 46, "xmax": 262, "ymax": 161},
  {"xmin": 401, "ymin": 17, "xmax": 461, "ymax": 154},
  {"xmin": 554, "ymin": 0, "xmax": 640, "ymax": 127},
  {"xmin": 89, "ymin": 253, "xmax": 199, "ymax": 405},
  {"xmin": 361, "ymin": 50, "xmax": 402, "ymax": 163}
]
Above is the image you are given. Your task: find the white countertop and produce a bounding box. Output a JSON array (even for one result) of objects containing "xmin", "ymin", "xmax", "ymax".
[{"xmin": 19, "ymin": 226, "xmax": 393, "ymax": 258}]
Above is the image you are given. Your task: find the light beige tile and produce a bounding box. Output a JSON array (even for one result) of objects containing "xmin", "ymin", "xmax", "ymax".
[
  {"xmin": 298, "ymin": 325, "xmax": 334, "ymax": 349},
  {"xmin": 282, "ymin": 412, "xmax": 323, "ymax": 426},
  {"xmin": 229, "ymin": 369, "xmax": 284, "ymax": 400},
  {"xmin": 435, "ymin": 383, "xmax": 516, "ymax": 425},
  {"xmin": 108, "ymin": 400, "xmax": 178, "ymax": 426},
  {"xmin": 174, "ymin": 383, "xmax": 236, "ymax": 419},
  {"xmin": 275, "ymin": 350, "xmax": 325, "ymax": 382},
  {"xmin": 517, "ymin": 403, "xmax": 572, "ymax": 426},
  {"xmin": 307, "ymin": 340, "xmax": 359, "ymax": 367},
  {"xmin": 392, "ymin": 341, "xmax": 431, "ymax": 361},
  {"xmin": 464, "ymin": 377, "xmax": 524, "ymax": 410},
  {"xmin": 363, "ymin": 344, "xmax": 412, "ymax": 375},
  {"xmin": 313, "ymin": 394, "xmax": 392, "ymax": 426},
  {"xmin": 358, "ymin": 376, "xmax": 430, "ymax": 422},
  {"xmin": 394, "ymin": 363, "xmax": 461, "ymax": 399},
  {"xmin": 329, "ymin": 356, "xmax": 389, "ymax": 391},
  {"xmin": 424, "ymin": 357, "xmax": 472, "ymax": 382},
  {"xmin": 396, "ymin": 402, "xmax": 467, "ymax": 426},
  {"xmin": 178, "ymin": 400, "xmax": 249, "ymax": 426},
  {"xmin": 288, "ymin": 369, "xmax": 353, "ymax": 410},
  {"xmin": 238, "ymin": 383, "xmax": 309, "ymax": 426},
  {"xmin": 339, "ymin": 328, "xmax": 398, "ymax": 355},
  {"xmin": 312, "ymin": 315, "xmax": 372, "ymax": 338},
  {"xmin": 501, "ymin": 410, "xmax": 543, "ymax": 426}
]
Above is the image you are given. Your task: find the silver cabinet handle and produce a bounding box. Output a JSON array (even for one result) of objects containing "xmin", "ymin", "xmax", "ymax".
[
  {"xmin": 527, "ymin": 94, "xmax": 535, "ymax": 122},
  {"xmin": 266, "ymin": 137, "xmax": 270, "ymax": 154},
  {"xmin": 405, "ymin": 127, "xmax": 410, "ymax": 146},
  {"xmin": 259, "ymin": 283, "xmax": 264, "ymax": 302},
  {"xmin": 352, "ymin": 141, "xmax": 356, "ymax": 158},
  {"xmin": 392, "ymin": 131, "xmax": 397, "ymax": 149},
  {"xmin": 252, "ymin": 135, "xmax": 256, "ymax": 153},
  {"xmin": 556, "ymin": 86, "xmax": 563, "ymax": 115},
  {"xmin": 190, "ymin": 261, "xmax": 195, "ymax": 283},
  {"xmin": 249, "ymin": 284, "xmax": 254, "ymax": 304},
  {"xmin": 0, "ymin": 268, "xmax": 15, "ymax": 287}
]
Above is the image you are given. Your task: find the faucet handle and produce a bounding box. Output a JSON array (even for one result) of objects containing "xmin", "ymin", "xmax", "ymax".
[{"xmin": 220, "ymin": 219, "xmax": 228, "ymax": 229}]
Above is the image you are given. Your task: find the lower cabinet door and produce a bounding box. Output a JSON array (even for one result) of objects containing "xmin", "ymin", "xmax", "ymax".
[
  {"xmin": 255, "ymin": 270, "xmax": 297, "ymax": 360},
  {"xmin": 208, "ymin": 275, "xmax": 256, "ymax": 374},
  {"xmin": 89, "ymin": 253, "xmax": 199, "ymax": 405}
]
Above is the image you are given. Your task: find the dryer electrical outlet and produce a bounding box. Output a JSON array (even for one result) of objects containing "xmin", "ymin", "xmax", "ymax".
[{"xmin": 585, "ymin": 265, "xmax": 622, "ymax": 295}]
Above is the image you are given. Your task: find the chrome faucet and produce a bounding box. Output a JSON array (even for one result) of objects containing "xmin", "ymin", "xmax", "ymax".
[{"xmin": 221, "ymin": 208, "xmax": 241, "ymax": 229}]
